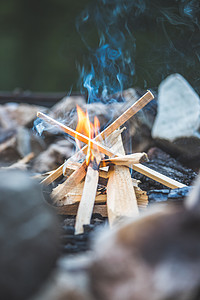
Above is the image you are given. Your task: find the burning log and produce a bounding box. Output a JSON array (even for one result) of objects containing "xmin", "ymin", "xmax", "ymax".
[
  {"xmin": 106, "ymin": 130, "xmax": 139, "ymax": 225},
  {"xmin": 75, "ymin": 152, "xmax": 102, "ymax": 234},
  {"xmin": 37, "ymin": 111, "xmax": 119, "ymax": 158},
  {"xmin": 40, "ymin": 90, "xmax": 154, "ymax": 185}
]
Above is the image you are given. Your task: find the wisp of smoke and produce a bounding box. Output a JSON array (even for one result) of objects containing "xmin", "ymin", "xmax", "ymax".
[{"xmin": 77, "ymin": 0, "xmax": 200, "ymax": 98}]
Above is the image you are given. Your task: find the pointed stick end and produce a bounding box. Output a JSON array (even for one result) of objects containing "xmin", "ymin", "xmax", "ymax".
[{"xmin": 147, "ymin": 90, "xmax": 154, "ymax": 100}]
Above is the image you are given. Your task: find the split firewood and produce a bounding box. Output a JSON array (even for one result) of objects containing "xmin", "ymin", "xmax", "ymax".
[
  {"xmin": 56, "ymin": 187, "xmax": 148, "ymax": 217},
  {"xmin": 41, "ymin": 90, "xmax": 154, "ymax": 185},
  {"xmin": 61, "ymin": 185, "xmax": 147, "ymax": 207},
  {"xmin": 50, "ymin": 129, "xmax": 125, "ymax": 204},
  {"xmin": 100, "ymin": 153, "xmax": 148, "ymax": 167},
  {"xmin": 40, "ymin": 93, "xmax": 186, "ymax": 191},
  {"xmin": 56, "ymin": 203, "xmax": 108, "ymax": 217},
  {"xmin": 56, "ymin": 203, "xmax": 149, "ymax": 217},
  {"xmin": 75, "ymin": 152, "xmax": 102, "ymax": 234},
  {"xmin": 41, "ymin": 129, "xmax": 124, "ymax": 185},
  {"xmin": 41, "ymin": 161, "xmax": 108, "ymax": 181},
  {"xmin": 106, "ymin": 130, "xmax": 139, "ymax": 226},
  {"xmin": 50, "ymin": 148, "xmax": 185, "ymax": 206},
  {"xmin": 56, "ymin": 181, "xmax": 106, "ymax": 206},
  {"xmin": 51, "ymin": 161, "xmax": 87, "ymax": 205}
]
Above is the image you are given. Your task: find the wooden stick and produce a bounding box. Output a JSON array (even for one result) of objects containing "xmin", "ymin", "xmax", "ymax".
[
  {"xmin": 37, "ymin": 111, "xmax": 119, "ymax": 158},
  {"xmin": 63, "ymin": 193, "xmax": 107, "ymax": 205},
  {"xmin": 41, "ymin": 91, "xmax": 154, "ymax": 185},
  {"xmin": 106, "ymin": 130, "xmax": 139, "ymax": 226},
  {"xmin": 56, "ymin": 198, "xmax": 148, "ymax": 217},
  {"xmin": 51, "ymin": 161, "xmax": 87, "ymax": 205},
  {"xmin": 132, "ymin": 163, "xmax": 187, "ymax": 189},
  {"xmin": 56, "ymin": 203, "xmax": 108, "ymax": 217},
  {"xmin": 42, "ymin": 129, "xmax": 124, "ymax": 185},
  {"xmin": 51, "ymin": 129, "xmax": 124, "ymax": 204},
  {"xmin": 51, "ymin": 154, "xmax": 186, "ymax": 205},
  {"xmin": 61, "ymin": 185, "xmax": 147, "ymax": 206},
  {"xmin": 75, "ymin": 153, "xmax": 101, "ymax": 234},
  {"xmin": 100, "ymin": 153, "xmax": 148, "ymax": 167}
]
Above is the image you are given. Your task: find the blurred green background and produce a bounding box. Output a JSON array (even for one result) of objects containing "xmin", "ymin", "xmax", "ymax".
[
  {"xmin": 0, "ymin": 0, "xmax": 92, "ymax": 92},
  {"xmin": 0, "ymin": 0, "xmax": 199, "ymax": 93}
]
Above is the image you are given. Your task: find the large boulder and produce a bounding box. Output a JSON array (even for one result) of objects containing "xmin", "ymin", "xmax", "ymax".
[
  {"xmin": 152, "ymin": 74, "xmax": 200, "ymax": 166},
  {"xmin": 0, "ymin": 170, "xmax": 60, "ymax": 300}
]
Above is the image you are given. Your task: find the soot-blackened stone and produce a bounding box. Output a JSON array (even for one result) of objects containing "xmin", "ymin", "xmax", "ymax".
[{"xmin": 0, "ymin": 170, "xmax": 60, "ymax": 300}]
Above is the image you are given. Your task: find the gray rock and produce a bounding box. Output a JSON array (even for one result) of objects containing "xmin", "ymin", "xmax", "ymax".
[
  {"xmin": 0, "ymin": 170, "xmax": 60, "ymax": 300},
  {"xmin": 32, "ymin": 139, "xmax": 74, "ymax": 173},
  {"xmin": 89, "ymin": 200, "xmax": 200, "ymax": 300},
  {"xmin": 152, "ymin": 73, "xmax": 200, "ymax": 140},
  {"xmin": 152, "ymin": 74, "xmax": 200, "ymax": 163}
]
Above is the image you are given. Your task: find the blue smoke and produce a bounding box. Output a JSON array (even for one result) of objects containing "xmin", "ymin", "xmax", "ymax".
[
  {"xmin": 77, "ymin": 0, "xmax": 200, "ymax": 100},
  {"xmin": 76, "ymin": 0, "xmax": 144, "ymax": 103}
]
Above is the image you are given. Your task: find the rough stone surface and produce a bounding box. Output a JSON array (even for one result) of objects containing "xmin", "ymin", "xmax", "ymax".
[
  {"xmin": 132, "ymin": 147, "xmax": 196, "ymax": 191},
  {"xmin": 32, "ymin": 176, "xmax": 200, "ymax": 300},
  {"xmin": 152, "ymin": 73, "xmax": 200, "ymax": 140},
  {"xmin": 0, "ymin": 170, "xmax": 60, "ymax": 300},
  {"xmin": 152, "ymin": 74, "xmax": 200, "ymax": 165},
  {"xmin": 32, "ymin": 139, "xmax": 74, "ymax": 173},
  {"xmin": 89, "ymin": 199, "xmax": 200, "ymax": 300}
]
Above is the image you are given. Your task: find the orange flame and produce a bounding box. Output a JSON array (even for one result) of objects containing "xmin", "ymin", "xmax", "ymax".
[{"xmin": 75, "ymin": 105, "xmax": 100, "ymax": 165}]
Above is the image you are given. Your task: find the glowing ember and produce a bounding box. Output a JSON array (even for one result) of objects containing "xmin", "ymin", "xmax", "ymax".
[{"xmin": 75, "ymin": 105, "xmax": 100, "ymax": 165}]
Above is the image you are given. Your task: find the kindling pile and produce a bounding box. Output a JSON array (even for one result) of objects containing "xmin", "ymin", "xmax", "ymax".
[{"xmin": 37, "ymin": 91, "xmax": 186, "ymax": 234}]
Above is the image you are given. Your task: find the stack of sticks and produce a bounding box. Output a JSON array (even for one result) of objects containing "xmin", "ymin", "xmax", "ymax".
[{"xmin": 37, "ymin": 91, "xmax": 186, "ymax": 234}]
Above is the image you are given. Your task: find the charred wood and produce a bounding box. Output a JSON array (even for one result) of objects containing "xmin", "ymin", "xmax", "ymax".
[
  {"xmin": 148, "ymin": 186, "xmax": 191, "ymax": 205},
  {"xmin": 132, "ymin": 147, "xmax": 196, "ymax": 190}
]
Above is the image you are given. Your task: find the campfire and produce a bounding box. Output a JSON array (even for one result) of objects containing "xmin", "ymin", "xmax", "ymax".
[
  {"xmin": 36, "ymin": 90, "xmax": 186, "ymax": 234},
  {"xmin": 0, "ymin": 80, "xmax": 199, "ymax": 300}
]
